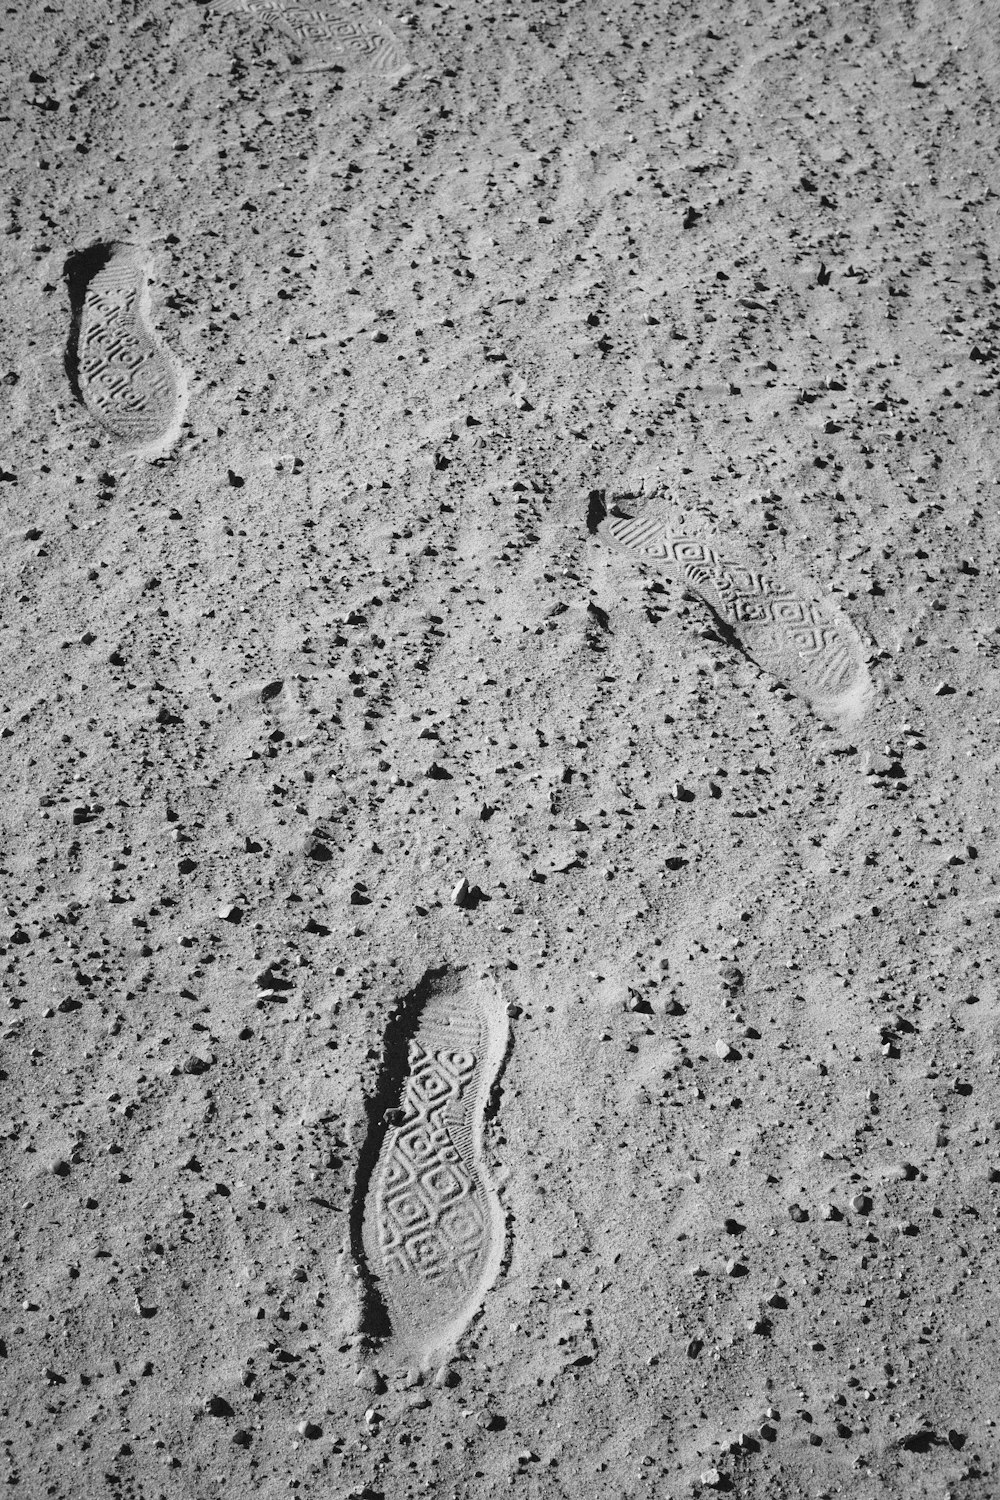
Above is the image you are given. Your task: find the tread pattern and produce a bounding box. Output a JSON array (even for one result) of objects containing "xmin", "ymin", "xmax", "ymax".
[
  {"xmin": 216, "ymin": 0, "xmax": 408, "ymax": 74},
  {"xmin": 78, "ymin": 245, "xmax": 178, "ymax": 447},
  {"xmin": 362, "ymin": 987, "xmax": 506, "ymax": 1365},
  {"xmin": 602, "ymin": 513, "xmax": 868, "ymax": 714}
]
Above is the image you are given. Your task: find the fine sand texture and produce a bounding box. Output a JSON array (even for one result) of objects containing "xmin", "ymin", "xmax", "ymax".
[{"xmin": 2, "ymin": 0, "xmax": 1000, "ymax": 1496}]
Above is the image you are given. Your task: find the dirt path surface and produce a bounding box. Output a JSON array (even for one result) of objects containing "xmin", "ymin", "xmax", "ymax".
[{"xmin": 2, "ymin": 0, "xmax": 1000, "ymax": 1495}]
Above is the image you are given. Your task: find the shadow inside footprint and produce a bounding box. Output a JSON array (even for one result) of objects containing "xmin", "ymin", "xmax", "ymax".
[
  {"xmin": 62, "ymin": 243, "xmax": 117, "ymax": 403},
  {"xmin": 349, "ymin": 968, "xmax": 443, "ymax": 1343}
]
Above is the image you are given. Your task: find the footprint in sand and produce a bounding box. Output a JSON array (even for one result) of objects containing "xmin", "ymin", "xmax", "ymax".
[
  {"xmin": 72, "ymin": 242, "xmax": 182, "ymax": 450},
  {"xmin": 214, "ymin": 0, "xmax": 411, "ymax": 77},
  {"xmin": 599, "ymin": 508, "xmax": 871, "ymax": 722},
  {"xmin": 360, "ymin": 977, "xmax": 507, "ymax": 1369}
]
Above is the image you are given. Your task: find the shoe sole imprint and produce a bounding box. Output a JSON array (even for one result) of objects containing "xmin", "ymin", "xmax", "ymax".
[
  {"xmin": 77, "ymin": 244, "xmax": 181, "ymax": 448},
  {"xmin": 214, "ymin": 0, "xmax": 409, "ymax": 75},
  {"xmin": 600, "ymin": 512, "xmax": 870, "ymax": 719},
  {"xmin": 361, "ymin": 980, "xmax": 507, "ymax": 1368}
]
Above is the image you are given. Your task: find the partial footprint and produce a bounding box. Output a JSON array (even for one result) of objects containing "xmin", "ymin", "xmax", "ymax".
[
  {"xmin": 360, "ymin": 975, "xmax": 508, "ymax": 1368},
  {"xmin": 71, "ymin": 243, "xmax": 182, "ymax": 450},
  {"xmin": 279, "ymin": 5, "xmax": 409, "ymax": 74},
  {"xmin": 599, "ymin": 509, "xmax": 871, "ymax": 721},
  {"xmin": 216, "ymin": 0, "xmax": 410, "ymax": 77}
]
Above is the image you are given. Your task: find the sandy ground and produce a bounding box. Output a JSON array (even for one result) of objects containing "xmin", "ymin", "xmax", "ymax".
[{"xmin": 2, "ymin": 0, "xmax": 1000, "ymax": 1495}]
